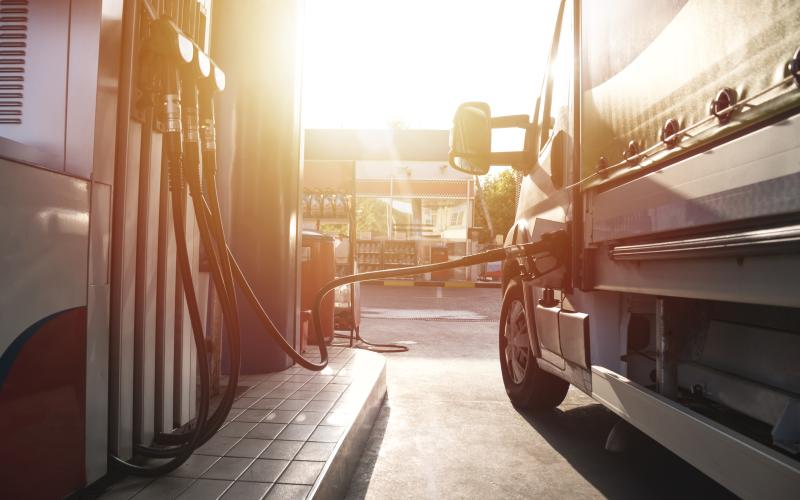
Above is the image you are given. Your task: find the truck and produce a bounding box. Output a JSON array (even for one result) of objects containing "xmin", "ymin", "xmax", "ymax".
[{"xmin": 449, "ymin": 1, "xmax": 800, "ymax": 498}]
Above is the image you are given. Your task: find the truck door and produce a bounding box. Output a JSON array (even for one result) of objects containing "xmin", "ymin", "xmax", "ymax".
[{"xmin": 525, "ymin": 0, "xmax": 574, "ymax": 369}]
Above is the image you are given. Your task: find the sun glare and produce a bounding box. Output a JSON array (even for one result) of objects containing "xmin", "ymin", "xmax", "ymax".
[{"xmin": 302, "ymin": 0, "xmax": 558, "ymax": 130}]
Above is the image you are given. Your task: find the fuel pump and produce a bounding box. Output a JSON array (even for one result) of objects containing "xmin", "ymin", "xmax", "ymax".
[{"xmin": 110, "ymin": 19, "xmax": 330, "ymax": 474}]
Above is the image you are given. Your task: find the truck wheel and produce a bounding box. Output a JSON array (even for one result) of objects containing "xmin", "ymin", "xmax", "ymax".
[{"xmin": 499, "ymin": 279, "xmax": 569, "ymax": 410}]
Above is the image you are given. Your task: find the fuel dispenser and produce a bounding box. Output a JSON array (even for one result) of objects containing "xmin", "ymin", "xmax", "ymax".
[
  {"xmin": 0, "ymin": 0, "xmax": 271, "ymax": 493},
  {"xmin": 0, "ymin": 2, "xmax": 120, "ymax": 496}
]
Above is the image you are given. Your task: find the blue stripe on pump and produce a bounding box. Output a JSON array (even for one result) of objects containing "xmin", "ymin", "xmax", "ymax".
[{"xmin": 0, "ymin": 307, "xmax": 82, "ymax": 391}]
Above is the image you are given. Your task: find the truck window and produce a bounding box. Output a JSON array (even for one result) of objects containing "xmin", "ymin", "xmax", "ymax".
[{"xmin": 535, "ymin": 0, "xmax": 573, "ymax": 175}]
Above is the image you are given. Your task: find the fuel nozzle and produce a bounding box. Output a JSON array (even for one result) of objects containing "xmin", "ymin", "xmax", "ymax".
[
  {"xmin": 198, "ymin": 59, "xmax": 225, "ymax": 180},
  {"xmin": 179, "ymin": 42, "xmax": 225, "ymax": 193},
  {"xmin": 144, "ymin": 18, "xmax": 194, "ymax": 193},
  {"xmin": 178, "ymin": 48, "xmax": 207, "ymax": 196},
  {"xmin": 507, "ymin": 230, "xmax": 570, "ymax": 279},
  {"xmin": 505, "ymin": 229, "xmax": 569, "ymax": 260}
]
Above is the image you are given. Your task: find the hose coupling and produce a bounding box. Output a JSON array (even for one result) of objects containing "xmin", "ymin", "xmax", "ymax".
[
  {"xmin": 165, "ymin": 94, "xmax": 182, "ymax": 134},
  {"xmin": 182, "ymin": 106, "xmax": 200, "ymax": 144},
  {"xmin": 201, "ymin": 118, "xmax": 217, "ymax": 151}
]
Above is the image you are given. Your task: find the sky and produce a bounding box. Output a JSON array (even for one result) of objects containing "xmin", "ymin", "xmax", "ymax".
[{"xmin": 302, "ymin": 0, "xmax": 559, "ymax": 131}]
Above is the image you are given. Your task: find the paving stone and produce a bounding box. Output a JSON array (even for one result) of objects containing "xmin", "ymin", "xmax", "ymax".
[
  {"xmin": 168, "ymin": 454, "xmax": 220, "ymax": 478},
  {"xmin": 176, "ymin": 479, "xmax": 231, "ymax": 499},
  {"xmin": 277, "ymin": 399, "xmax": 307, "ymax": 411},
  {"xmin": 217, "ymin": 421, "xmax": 257, "ymax": 438},
  {"xmin": 234, "ymin": 410, "xmax": 270, "ymax": 423},
  {"xmin": 263, "ymin": 410, "xmax": 299, "ymax": 424},
  {"xmin": 292, "ymin": 411, "xmax": 325, "ymax": 426},
  {"xmin": 277, "ymin": 461, "xmax": 324, "ymax": 485},
  {"xmin": 289, "ymin": 390, "xmax": 318, "ymax": 400},
  {"xmin": 263, "ymin": 484, "xmax": 311, "ymax": 500},
  {"xmin": 261, "ymin": 440, "xmax": 303, "ymax": 460},
  {"xmin": 321, "ymin": 411, "xmax": 353, "ymax": 427},
  {"xmin": 202, "ymin": 456, "xmax": 254, "ymax": 480},
  {"xmin": 277, "ymin": 424, "xmax": 315, "ymax": 441},
  {"xmin": 131, "ymin": 477, "xmax": 193, "ymax": 499},
  {"xmin": 309, "ymin": 426, "xmax": 344, "ymax": 443},
  {"xmin": 250, "ymin": 398, "xmax": 283, "ymax": 410},
  {"xmin": 220, "ymin": 481, "xmax": 272, "ymax": 500},
  {"xmin": 239, "ymin": 459, "xmax": 290, "ymax": 483},
  {"xmin": 99, "ymin": 475, "xmax": 152, "ymax": 500},
  {"xmin": 195, "ymin": 436, "xmax": 240, "ymax": 456},
  {"xmin": 302, "ymin": 400, "xmax": 335, "ymax": 413},
  {"xmin": 231, "ymin": 397, "xmax": 258, "ymax": 409},
  {"xmin": 311, "ymin": 391, "xmax": 339, "ymax": 401},
  {"xmin": 226, "ymin": 438, "xmax": 272, "ymax": 458},
  {"xmin": 245, "ymin": 423, "xmax": 285, "ymax": 440},
  {"xmin": 295, "ymin": 441, "xmax": 336, "ymax": 462}
]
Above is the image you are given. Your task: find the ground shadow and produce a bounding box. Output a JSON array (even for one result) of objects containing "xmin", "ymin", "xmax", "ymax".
[
  {"xmin": 517, "ymin": 403, "xmax": 738, "ymax": 500},
  {"xmin": 344, "ymin": 401, "xmax": 391, "ymax": 500}
]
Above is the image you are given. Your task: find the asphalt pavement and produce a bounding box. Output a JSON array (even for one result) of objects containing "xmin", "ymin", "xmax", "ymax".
[{"xmin": 344, "ymin": 286, "xmax": 736, "ymax": 499}]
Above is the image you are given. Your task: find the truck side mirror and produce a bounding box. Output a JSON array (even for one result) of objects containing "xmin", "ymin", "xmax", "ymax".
[{"xmin": 448, "ymin": 101, "xmax": 534, "ymax": 175}]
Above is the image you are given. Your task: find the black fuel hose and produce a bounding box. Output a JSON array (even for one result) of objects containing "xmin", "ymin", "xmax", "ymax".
[
  {"xmin": 191, "ymin": 190, "xmax": 331, "ymax": 371},
  {"xmin": 180, "ymin": 78, "xmax": 243, "ymax": 444},
  {"xmin": 110, "ymin": 24, "xmax": 238, "ymax": 471},
  {"xmin": 199, "ymin": 80, "xmax": 330, "ymax": 371},
  {"xmin": 150, "ymin": 168, "xmax": 332, "ymax": 451},
  {"xmin": 140, "ymin": 74, "xmax": 244, "ymax": 452},
  {"xmin": 134, "ymin": 184, "xmax": 239, "ymax": 456},
  {"xmin": 146, "ymin": 71, "xmax": 332, "ymax": 451},
  {"xmin": 312, "ymin": 234, "xmax": 568, "ymax": 357},
  {"xmin": 150, "ymin": 82, "xmax": 331, "ymax": 452},
  {"xmin": 334, "ymin": 330, "xmax": 409, "ymax": 353},
  {"xmin": 108, "ymin": 76, "xmax": 211, "ymax": 474},
  {"xmin": 133, "ymin": 177, "xmax": 238, "ymax": 456},
  {"xmin": 112, "ymin": 60, "xmax": 245, "ymax": 466}
]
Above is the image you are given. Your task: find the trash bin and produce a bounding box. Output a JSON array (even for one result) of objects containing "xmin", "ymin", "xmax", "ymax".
[
  {"xmin": 431, "ymin": 246, "xmax": 450, "ymax": 281},
  {"xmin": 301, "ymin": 230, "xmax": 335, "ymax": 345}
]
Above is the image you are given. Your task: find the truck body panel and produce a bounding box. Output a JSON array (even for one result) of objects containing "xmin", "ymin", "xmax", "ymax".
[
  {"xmin": 581, "ymin": 0, "xmax": 800, "ymax": 186},
  {"xmin": 498, "ymin": 0, "xmax": 800, "ymax": 495}
]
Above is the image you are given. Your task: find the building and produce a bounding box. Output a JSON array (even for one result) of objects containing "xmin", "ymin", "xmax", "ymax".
[{"xmin": 303, "ymin": 129, "xmax": 476, "ymax": 278}]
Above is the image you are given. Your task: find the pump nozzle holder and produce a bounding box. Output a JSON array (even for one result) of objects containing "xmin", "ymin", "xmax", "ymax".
[
  {"xmin": 196, "ymin": 50, "xmax": 211, "ymax": 79},
  {"xmin": 147, "ymin": 18, "xmax": 194, "ymax": 64},
  {"xmin": 210, "ymin": 65, "xmax": 226, "ymax": 93},
  {"xmin": 197, "ymin": 61, "xmax": 226, "ymax": 156}
]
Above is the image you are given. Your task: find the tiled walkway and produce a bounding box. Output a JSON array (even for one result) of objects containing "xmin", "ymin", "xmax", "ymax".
[{"xmin": 102, "ymin": 346, "xmax": 385, "ymax": 500}]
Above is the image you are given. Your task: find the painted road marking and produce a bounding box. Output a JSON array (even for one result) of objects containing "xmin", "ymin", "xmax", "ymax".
[
  {"xmin": 363, "ymin": 280, "xmax": 501, "ymax": 289},
  {"xmin": 383, "ymin": 280, "xmax": 414, "ymax": 287}
]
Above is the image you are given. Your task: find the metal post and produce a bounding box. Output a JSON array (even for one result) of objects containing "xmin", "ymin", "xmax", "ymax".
[
  {"xmin": 214, "ymin": 0, "xmax": 305, "ymax": 372},
  {"xmin": 388, "ymin": 177, "xmax": 394, "ymax": 239},
  {"xmin": 655, "ymin": 298, "xmax": 677, "ymax": 397}
]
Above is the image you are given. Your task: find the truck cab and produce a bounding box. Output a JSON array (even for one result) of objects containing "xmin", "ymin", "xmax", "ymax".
[{"xmin": 449, "ymin": 1, "xmax": 800, "ymax": 498}]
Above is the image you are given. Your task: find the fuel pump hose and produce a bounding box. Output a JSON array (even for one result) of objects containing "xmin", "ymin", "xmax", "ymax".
[
  {"xmin": 108, "ymin": 66, "xmax": 212, "ymax": 475},
  {"xmin": 311, "ymin": 233, "xmax": 569, "ymax": 357}
]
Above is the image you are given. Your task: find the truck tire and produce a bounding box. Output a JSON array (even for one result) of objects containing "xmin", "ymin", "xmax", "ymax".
[{"xmin": 499, "ymin": 279, "xmax": 569, "ymax": 410}]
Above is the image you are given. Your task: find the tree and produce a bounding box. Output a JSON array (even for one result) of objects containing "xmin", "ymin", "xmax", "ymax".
[
  {"xmin": 355, "ymin": 197, "xmax": 388, "ymax": 237},
  {"xmin": 473, "ymin": 169, "xmax": 517, "ymax": 241}
]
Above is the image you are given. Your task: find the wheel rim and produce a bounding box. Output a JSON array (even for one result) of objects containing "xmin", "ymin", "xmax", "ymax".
[{"xmin": 504, "ymin": 299, "xmax": 530, "ymax": 384}]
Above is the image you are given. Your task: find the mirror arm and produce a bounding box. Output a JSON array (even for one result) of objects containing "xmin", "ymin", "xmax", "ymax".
[
  {"xmin": 488, "ymin": 151, "xmax": 533, "ymax": 169},
  {"xmin": 490, "ymin": 114, "xmax": 532, "ymax": 129}
]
